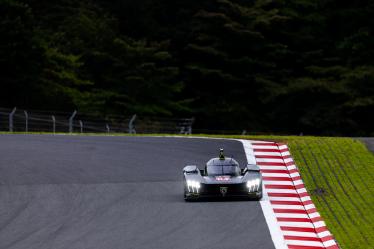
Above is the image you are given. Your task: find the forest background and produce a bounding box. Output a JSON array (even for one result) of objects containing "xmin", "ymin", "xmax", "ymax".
[{"xmin": 1, "ymin": 0, "xmax": 373, "ymax": 135}]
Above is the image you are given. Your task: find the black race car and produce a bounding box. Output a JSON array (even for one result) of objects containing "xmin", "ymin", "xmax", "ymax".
[{"xmin": 183, "ymin": 149, "xmax": 263, "ymax": 201}]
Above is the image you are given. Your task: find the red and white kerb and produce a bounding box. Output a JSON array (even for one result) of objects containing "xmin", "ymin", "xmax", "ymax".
[{"xmin": 250, "ymin": 140, "xmax": 339, "ymax": 249}]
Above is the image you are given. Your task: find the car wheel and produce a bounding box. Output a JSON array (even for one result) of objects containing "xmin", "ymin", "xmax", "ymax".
[{"xmin": 183, "ymin": 183, "xmax": 189, "ymax": 201}]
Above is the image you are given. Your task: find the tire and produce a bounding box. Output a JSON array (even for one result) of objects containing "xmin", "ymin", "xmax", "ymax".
[
  {"xmin": 183, "ymin": 183, "xmax": 190, "ymax": 201},
  {"xmin": 184, "ymin": 186, "xmax": 197, "ymax": 201},
  {"xmin": 255, "ymin": 191, "xmax": 263, "ymax": 201}
]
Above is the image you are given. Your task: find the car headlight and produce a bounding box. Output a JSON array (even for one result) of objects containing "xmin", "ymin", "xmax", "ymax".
[
  {"xmin": 186, "ymin": 180, "xmax": 201, "ymax": 193},
  {"xmin": 246, "ymin": 179, "xmax": 260, "ymax": 192}
]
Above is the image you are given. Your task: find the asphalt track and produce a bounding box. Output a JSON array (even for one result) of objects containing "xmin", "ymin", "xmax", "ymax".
[
  {"xmin": 0, "ymin": 135, "xmax": 275, "ymax": 249},
  {"xmin": 360, "ymin": 137, "xmax": 374, "ymax": 153}
]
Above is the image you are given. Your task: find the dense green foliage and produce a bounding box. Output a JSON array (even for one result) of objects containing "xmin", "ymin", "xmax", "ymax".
[{"xmin": 1, "ymin": 0, "xmax": 373, "ymax": 135}]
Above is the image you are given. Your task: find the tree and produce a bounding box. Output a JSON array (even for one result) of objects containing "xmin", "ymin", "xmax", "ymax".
[
  {"xmin": 0, "ymin": 0, "xmax": 42, "ymax": 107},
  {"xmin": 1, "ymin": 0, "xmax": 373, "ymax": 135},
  {"xmin": 178, "ymin": 0, "xmax": 289, "ymax": 131},
  {"xmin": 81, "ymin": 38, "xmax": 185, "ymax": 116}
]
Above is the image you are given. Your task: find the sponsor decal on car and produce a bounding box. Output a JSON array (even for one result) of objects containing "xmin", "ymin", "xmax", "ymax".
[{"xmin": 215, "ymin": 176, "xmax": 231, "ymax": 181}]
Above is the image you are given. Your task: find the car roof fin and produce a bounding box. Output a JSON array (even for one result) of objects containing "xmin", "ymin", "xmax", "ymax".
[{"xmin": 219, "ymin": 148, "xmax": 225, "ymax": 160}]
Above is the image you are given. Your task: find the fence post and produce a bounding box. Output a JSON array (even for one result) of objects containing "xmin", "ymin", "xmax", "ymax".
[
  {"xmin": 129, "ymin": 114, "xmax": 137, "ymax": 134},
  {"xmin": 106, "ymin": 124, "xmax": 110, "ymax": 133},
  {"xmin": 9, "ymin": 107, "xmax": 16, "ymax": 132},
  {"xmin": 69, "ymin": 110, "xmax": 77, "ymax": 133},
  {"xmin": 187, "ymin": 117, "xmax": 194, "ymax": 135},
  {"xmin": 52, "ymin": 115, "xmax": 56, "ymax": 134},
  {"xmin": 24, "ymin": 110, "xmax": 28, "ymax": 133},
  {"xmin": 79, "ymin": 120, "xmax": 83, "ymax": 133},
  {"xmin": 187, "ymin": 126, "xmax": 192, "ymax": 135}
]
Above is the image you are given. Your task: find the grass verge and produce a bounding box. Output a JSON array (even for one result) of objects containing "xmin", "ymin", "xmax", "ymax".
[{"xmin": 284, "ymin": 137, "xmax": 373, "ymax": 249}]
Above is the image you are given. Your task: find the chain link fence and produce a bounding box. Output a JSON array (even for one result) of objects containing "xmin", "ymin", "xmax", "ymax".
[{"xmin": 0, "ymin": 107, "xmax": 194, "ymax": 134}]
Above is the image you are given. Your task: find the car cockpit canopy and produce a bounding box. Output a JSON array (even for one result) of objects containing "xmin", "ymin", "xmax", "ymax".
[{"xmin": 205, "ymin": 149, "xmax": 241, "ymax": 176}]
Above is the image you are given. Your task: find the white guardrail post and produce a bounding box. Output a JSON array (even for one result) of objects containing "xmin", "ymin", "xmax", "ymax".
[
  {"xmin": 79, "ymin": 120, "xmax": 83, "ymax": 133},
  {"xmin": 129, "ymin": 114, "xmax": 136, "ymax": 134},
  {"xmin": 51, "ymin": 115, "xmax": 56, "ymax": 134},
  {"xmin": 69, "ymin": 110, "xmax": 77, "ymax": 133},
  {"xmin": 24, "ymin": 110, "xmax": 28, "ymax": 132},
  {"xmin": 188, "ymin": 117, "xmax": 194, "ymax": 135},
  {"xmin": 9, "ymin": 107, "xmax": 16, "ymax": 132}
]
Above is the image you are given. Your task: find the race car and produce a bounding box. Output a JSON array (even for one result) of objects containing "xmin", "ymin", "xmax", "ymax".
[{"xmin": 183, "ymin": 149, "xmax": 262, "ymax": 201}]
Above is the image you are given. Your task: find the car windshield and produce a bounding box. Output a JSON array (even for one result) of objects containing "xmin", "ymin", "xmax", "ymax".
[{"xmin": 206, "ymin": 165, "xmax": 240, "ymax": 176}]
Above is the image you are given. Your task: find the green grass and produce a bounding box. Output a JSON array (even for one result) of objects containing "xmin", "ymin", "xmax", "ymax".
[
  {"xmin": 279, "ymin": 137, "xmax": 373, "ymax": 249},
  {"xmin": 1, "ymin": 133, "xmax": 373, "ymax": 248}
]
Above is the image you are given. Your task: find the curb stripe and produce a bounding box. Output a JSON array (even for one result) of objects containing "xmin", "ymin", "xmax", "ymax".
[
  {"xmin": 254, "ymin": 148, "xmax": 289, "ymax": 153},
  {"xmin": 266, "ymin": 185, "xmax": 296, "ymax": 189},
  {"xmin": 278, "ymin": 218, "xmax": 312, "ymax": 222},
  {"xmin": 274, "ymin": 209, "xmax": 308, "ymax": 214},
  {"xmin": 287, "ymin": 245, "xmax": 325, "ymax": 249},
  {"xmin": 268, "ymin": 193, "xmax": 300, "ymax": 198},
  {"xmin": 284, "ymin": 236, "xmax": 322, "ymax": 242},
  {"xmin": 249, "ymin": 140, "xmax": 339, "ymax": 249},
  {"xmin": 281, "ymin": 227, "xmax": 316, "ymax": 233},
  {"xmin": 263, "ymin": 177, "xmax": 292, "ymax": 181},
  {"xmin": 271, "ymin": 201, "xmax": 303, "ymax": 206},
  {"xmin": 258, "ymin": 162, "xmax": 287, "ymax": 166},
  {"xmin": 240, "ymin": 139, "xmax": 339, "ymax": 249},
  {"xmin": 256, "ymin": 155, "xmax": 284, "ymax": 159},
  {"xmin": 261, "ymin": 169, "xmax": 289, "ymax": 174}
]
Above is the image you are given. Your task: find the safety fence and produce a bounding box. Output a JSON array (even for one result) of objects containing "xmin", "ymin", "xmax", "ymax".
[{"xmin": 0, "ymin": 107, "xmax": 194, "ymax": 134}]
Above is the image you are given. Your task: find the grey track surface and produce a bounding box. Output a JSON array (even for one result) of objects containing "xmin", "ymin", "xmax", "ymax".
[
  {"xmin": 359, "ymin": 137, "xmax": 374, "ymax": 153},
  {"xmin": 0, "ymin": 135, "xmax": 275, "ymax": 249}
]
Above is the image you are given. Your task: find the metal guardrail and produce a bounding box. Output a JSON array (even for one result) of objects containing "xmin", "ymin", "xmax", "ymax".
[{"xmin": 0, "ymin": 107, "xmax": 194, "ymax": 134}]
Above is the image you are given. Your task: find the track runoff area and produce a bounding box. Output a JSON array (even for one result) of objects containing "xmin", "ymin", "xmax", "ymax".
[{"xmin": 241, "ymin": 139, "xmax": 339, "ymax": 249}]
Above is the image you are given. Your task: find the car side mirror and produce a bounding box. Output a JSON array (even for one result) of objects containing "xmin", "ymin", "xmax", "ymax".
[
  {"xmin": 246, "ymin": 164, "xmax": 260, "ymax": 172},
  {"xmin": 183, "ymin": 165, "xmax": 199, "ymax": 174}
]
